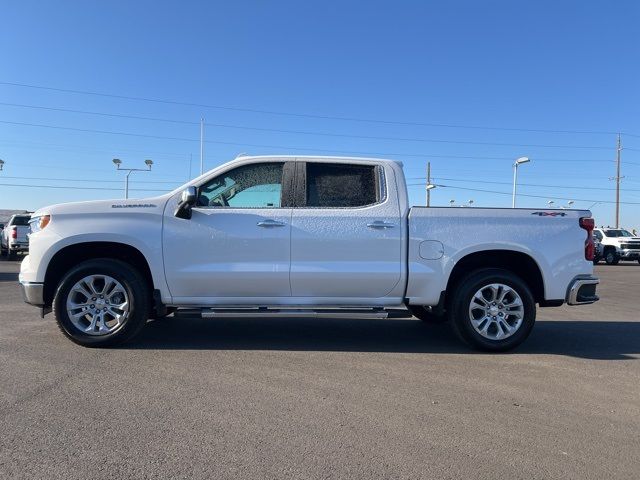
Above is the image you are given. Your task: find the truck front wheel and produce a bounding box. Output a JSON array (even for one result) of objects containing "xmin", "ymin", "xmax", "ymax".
[
  {"xmin": 604, "ymin": 249, "xmax": 619, "ymax": 265},
  {"xmin": 448, "ymin": 268, "xmax": 536, "ymax": 352},
  {"xmin": 52, "ymin": 259, "xmax": 150, "ymax": 347}
]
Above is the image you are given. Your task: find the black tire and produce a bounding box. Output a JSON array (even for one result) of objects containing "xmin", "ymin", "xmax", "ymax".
[
  {"xmin": 7, "ymin": 250, "xmax": 16, "ymax": 260},
  {"xmin": 448, "ymin": 268, "xmax": 536, "ymax": 352},
  {"xmin": 53, "ymin": 258, "xmax": 150, "ymax": 347},
  {"xmin": 407, "ymin": 305, "xmax": 447, "ymax": 323},
  {"xmin": 604, "ymin": 250, "xmax": 619, "ymax": 265}
]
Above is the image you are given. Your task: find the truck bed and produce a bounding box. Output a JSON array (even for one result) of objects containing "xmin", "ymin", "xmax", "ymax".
[{"xmin": 405, "ymin": 207, "xmax": 593, "ymax": 306}]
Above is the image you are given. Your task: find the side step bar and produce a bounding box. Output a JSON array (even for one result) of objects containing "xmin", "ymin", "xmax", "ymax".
[{"xmin": 174, "ymin": 307, "xmax": 412, "ymax": 319}]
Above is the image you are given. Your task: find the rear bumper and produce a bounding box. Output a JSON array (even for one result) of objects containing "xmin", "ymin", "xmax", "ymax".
[
  {"xmin": 566, "ymin": 275, "xmax": 599, "ymax": 305},
  {"xmin": 20, "ymin": 281, "xmax": 45, "ymax": 307},
  {"xmin": 9, "ymin": 242, "xmax": 28, "ymax": 252}
]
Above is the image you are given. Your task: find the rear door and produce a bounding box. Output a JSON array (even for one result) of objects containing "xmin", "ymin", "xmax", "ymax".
[{"xmin": 289, "ymin": 161, "xmax": 403, "ymax": 299}]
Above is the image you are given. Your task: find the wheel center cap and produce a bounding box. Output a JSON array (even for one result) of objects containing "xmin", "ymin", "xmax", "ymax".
[
  {"xmin": 489, "ymin": 305, "xmax": 499, "ymax": 316},
  {"xmin": 96, "ymin": 299, "xmax": 106, "ymax": 306}
]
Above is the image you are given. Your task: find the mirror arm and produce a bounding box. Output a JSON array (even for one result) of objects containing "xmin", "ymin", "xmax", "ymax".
[{"xmin": 174, "ymin": 201, "xmax": 193, "ymax": 220}]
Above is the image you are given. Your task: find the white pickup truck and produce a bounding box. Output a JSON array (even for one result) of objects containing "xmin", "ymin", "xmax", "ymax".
[
  {"xmin": 1, "ymin": 213, "xmax": 31, "ymax": 260},
  {"xmin": 20, "ymin": 156, "xmax": 599, "ymax": 351},
  {"xmin": 593, "ymin": 228, "xmax": 640, "ymax": 265}
]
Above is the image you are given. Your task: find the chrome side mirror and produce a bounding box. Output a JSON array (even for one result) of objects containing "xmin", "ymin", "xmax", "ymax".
[
  {"xmin": 181, "ymin": 186, "xmax": 197, "ymax": 205},
  {"xmin": 175, "ymin": 186, "xmax": 198, "ymax": 219}
]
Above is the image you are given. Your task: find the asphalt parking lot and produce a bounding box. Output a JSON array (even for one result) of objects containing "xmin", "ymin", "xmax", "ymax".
[{"xmin": 1, "ymin": 259, "xmax": 639, "ymax": 480}]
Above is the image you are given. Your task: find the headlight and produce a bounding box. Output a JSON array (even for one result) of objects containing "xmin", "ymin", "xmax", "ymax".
[{"xmin": 29, "ymin": 215, "xmax": 51, "ymax": 233}]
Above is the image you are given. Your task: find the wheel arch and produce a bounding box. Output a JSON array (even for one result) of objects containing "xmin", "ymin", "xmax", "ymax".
[
  {"xmin": 445, "ymin": 249, "xmax": 546, "ymax": 305},
  {"xmin": 43, "ymin": 242, "xmax": 154, "ymax": 306}
]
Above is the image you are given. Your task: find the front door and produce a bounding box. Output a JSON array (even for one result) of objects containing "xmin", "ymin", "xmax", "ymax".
[{"xmin": 163, "ymin": 161, "xmax": 293, "ymax": 301}]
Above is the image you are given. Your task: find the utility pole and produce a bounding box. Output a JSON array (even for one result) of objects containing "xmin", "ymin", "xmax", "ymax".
[
  {"xmin": 426, "ymin": 161, "xmax": 431, "ymax": 207},
  {"xmin": 200, "ymin": 117, "xmax": 205, "ymax": 175},
  {"xmin": 615, "ymin": 133, "xmax": 622, "ymax": 228}
]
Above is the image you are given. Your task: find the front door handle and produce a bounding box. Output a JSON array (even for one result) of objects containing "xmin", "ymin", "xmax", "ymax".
[
  {"xmin": 367, "ymin": 221, "xmax": 396, "ymax": 229},
  {"xmin": 257, "ymin": 219, "xmax": 286, "ymax": 227}
]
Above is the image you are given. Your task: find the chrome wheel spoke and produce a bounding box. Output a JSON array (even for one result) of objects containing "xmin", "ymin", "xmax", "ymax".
[
  {"xmin": 67, "ymin": 274, "xmax": 129, "ymax": 336},
  {"xmin": 468, "ymin": 283, "xmax": 524, "ymax": 341}
]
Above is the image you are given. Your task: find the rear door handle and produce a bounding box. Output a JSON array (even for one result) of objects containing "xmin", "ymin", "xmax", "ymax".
[
  {"xmin": 257, "ymin": 219, "xmax": 286, "ymax": 227},
  {"xmin": 367, "ymin": 221, "xmax": 396, "ymax": 229}
]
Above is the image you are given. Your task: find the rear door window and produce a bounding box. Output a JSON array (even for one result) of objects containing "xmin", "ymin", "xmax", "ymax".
[{"xmin": 305, "ymin": 163, "xmax": 379, "ymax": 208}]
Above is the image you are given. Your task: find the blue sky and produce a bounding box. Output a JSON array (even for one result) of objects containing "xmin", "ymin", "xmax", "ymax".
[{"xmin": 1, "ymin": 0, "xmax": 639, "ymax": 228}]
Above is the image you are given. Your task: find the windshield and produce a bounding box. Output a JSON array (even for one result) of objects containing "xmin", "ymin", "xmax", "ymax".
[{"xmin": 604, "ymin": 229, "xmax": 634, "ymax": 237}]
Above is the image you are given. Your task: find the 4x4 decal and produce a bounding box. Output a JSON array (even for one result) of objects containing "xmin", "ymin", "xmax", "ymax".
[{"xmin": 531, "ymin": 211, "xmax": 567, "ymax": 217}]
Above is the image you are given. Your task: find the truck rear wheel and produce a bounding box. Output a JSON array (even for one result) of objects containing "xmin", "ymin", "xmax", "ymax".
[
  {"xmin": 448, "ymin": 268, "xmax": 536, "ymax": 352},
  {"xmin": 52, "ymin": 259, "xmax": 150, "ymax": 347}
]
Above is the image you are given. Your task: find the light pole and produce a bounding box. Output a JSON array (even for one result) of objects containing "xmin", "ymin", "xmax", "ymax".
[
  {"xmin": 512, "ymin": 156, "xmax": 530, "ymax": 208},
  {"xmin": 426, "ymin": 184, "xmax": 436, "ymax": 206},
  {"xmin": 449, "ymin": 199, "xmax": 456, "ymax": 207},
  {"xmin": 113, "ymin": 158, "xmax": 153, "ymax": 199},
  {"xmin": 547, "ymin": 200, "xmax": 555, "ymax": 208}
]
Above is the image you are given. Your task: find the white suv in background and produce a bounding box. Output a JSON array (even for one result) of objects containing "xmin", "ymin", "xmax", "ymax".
[{"xmin": 593, "ymin": 228, "xmax": 640, "ymax": 265}]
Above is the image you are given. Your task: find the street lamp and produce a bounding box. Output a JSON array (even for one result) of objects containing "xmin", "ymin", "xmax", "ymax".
[
  {"xmin": 449, "ymin": 199, "xmax": 456, "ymax": 207},
  {"xmin": 0, "ymin": 159, "xmax": 4, "ymax": 171},
  {"xmin": 113, "ymin": 158, "xmax": 153, "ymax": 199},
  {"xmin": 426, "ymin": 183, "xmax": 436, "ymax": 207},
  {"xmin": 547, "ymin": 200, "xmax": 555, "ymax": 207},
  {"xmin": 512, "ymin": 156, "xmax": 530, "ymax": 208}
]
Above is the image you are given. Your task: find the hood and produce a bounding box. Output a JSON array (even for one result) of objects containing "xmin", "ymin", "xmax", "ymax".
[{"xmin": 32, "ymin": 195, "xmax": 172, "ymax": 217}]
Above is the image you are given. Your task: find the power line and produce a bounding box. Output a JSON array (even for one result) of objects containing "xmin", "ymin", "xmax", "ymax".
[
  {"xmin": 0, "ymin": 120, "xmax": 627, "ymax": 161},
  {"xmin": 3, "ymin": 179, "xmax": 638, "ymax": 204},
  {"xmin": 0, "ymin": 175, "xmax": 179, "ymax": 185},
  {"xmin": 0, "ymin": 182, "xmax": 169, "ymax": 193},
  {"xmin": 1, "ymin": 80, "xmax": 637, "ymax": 137},
  {"xmin": 0, "ymin": 136, "xmax": 618, "ymax": 165},
  {"xmin": 0, "ymin": 139, "xmax": 190, "ymax": 159},
  {"xmin": 406, "ymin": 176, "xmax": 640, "ymax": 193},
  {"xmin": 0, "ymin": 101, "xmax": 628, "ymax": 150},
  {"xmin": 405, "ymin": 183, "xmax": 640, "ymax": 205}
]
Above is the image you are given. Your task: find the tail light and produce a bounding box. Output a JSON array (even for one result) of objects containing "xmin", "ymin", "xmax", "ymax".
[
  {"xmin": 580, "ymin": 217, "xmax": 595, "ymax": 261},
  {"xmin": 11, "ymin": 226, "xmax": 17, "ymax": 239}
]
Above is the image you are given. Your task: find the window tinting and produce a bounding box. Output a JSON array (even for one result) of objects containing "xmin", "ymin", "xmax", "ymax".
[
  {"xmin": 197, "ymin": 163, "xmax": 284, "ymax": 208},
  {"xmin": 12, "ymin": 216, "xmax": 30, "ymax": 226},
  {"xmin": 306, "ymin": 163, "xmax": 379, "ymax": 208}
]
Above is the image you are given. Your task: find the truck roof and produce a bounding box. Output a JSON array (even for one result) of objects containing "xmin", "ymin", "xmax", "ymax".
[{"xmin": 234, "ymin": 155, "xmax": 404, "ymax": 167}]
